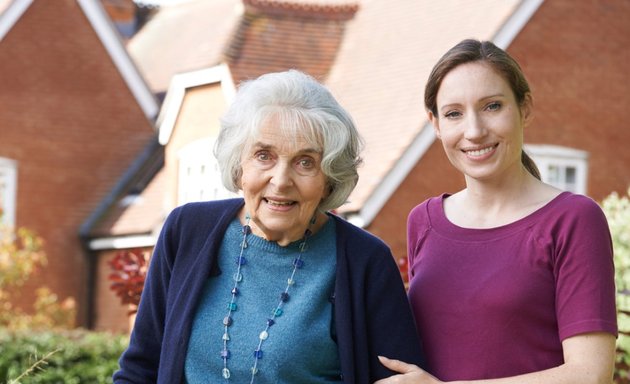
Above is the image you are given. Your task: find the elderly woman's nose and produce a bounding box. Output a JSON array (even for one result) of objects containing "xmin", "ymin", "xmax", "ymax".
[{"xmin": 270, "ymin": 161, "xmax": 293, "ymax": 186}]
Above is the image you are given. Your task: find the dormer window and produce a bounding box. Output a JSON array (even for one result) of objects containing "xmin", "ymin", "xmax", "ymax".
[
  {"xmin": 524, "ymin": 144, "xmax": 588, "ymax": 194},
  {"xmin": 0, "ymin": 158, "xmax": 17, "ymax": 226},
  {"xmin": 177, "ymin": 138, "xmax": 236, "ymax": 205}
]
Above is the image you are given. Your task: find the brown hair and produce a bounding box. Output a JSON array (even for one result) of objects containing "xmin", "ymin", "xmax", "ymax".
[{"xmin": 424, "ymin": 39, "xmax": 540, "ymax": 180}]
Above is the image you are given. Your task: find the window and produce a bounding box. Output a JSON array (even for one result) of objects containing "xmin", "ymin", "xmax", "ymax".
[
  {"xmin": 524, "ymin": 144, "xmax": 588, "ymax": 194},
  {"xmin": 177, "ymin": 138, "xmax": 236, "ymax": 205},
  {"xmin": 0, "ymin": 158, "xmax": 17, "ymax": 226}
]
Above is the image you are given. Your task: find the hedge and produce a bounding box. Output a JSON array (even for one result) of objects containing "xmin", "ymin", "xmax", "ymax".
[{"xmin": 0, "ymin": 329, "xmax": 127, "ymax": 384}]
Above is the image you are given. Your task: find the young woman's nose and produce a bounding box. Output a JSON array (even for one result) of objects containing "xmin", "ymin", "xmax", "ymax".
[{"xmin": 463, "ymin": 113, "xmax": 487, "ymax": 140}]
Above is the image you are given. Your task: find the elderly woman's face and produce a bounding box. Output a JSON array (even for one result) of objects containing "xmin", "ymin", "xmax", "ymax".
[{"xmin": 239, "ymin": 120, "xmax": 329, "ymax": 246}]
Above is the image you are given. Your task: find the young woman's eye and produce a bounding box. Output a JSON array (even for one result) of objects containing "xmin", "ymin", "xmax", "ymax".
[
  {"xmin": 444, "ymin": 110, "xmax": 461, "ymax": 119},
  {"xmin": 486, "ymin": 102, "xmax": 502, "ymax": 111}
]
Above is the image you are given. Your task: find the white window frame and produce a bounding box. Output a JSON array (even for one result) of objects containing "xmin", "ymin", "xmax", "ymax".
[
  {"xmin": 177, "ymin": 138, "xmax": 236, "ymax": 205},
  {"xmin": 0, "ymin": 158, "xmax": 17, "ymax": 227},
  {"xmin": 524, "ymin": 144, "xmax": 588, "ymax": 194}
]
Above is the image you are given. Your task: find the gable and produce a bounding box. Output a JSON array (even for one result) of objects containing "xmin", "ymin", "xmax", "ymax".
[
  {"xmin": 158, "ymin": 64, "xmax": 235, "ymax": 145},
  {"xmin": 0, "ymin": 0, "xmax": 158, "ymax": 121}
]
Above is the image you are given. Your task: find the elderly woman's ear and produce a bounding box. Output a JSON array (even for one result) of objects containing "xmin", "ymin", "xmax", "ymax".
[
  {"xmin": 234, "ymin": 170, "xmax": 243, "ymax": 190},
  {"xmin": 320, "ymin": 184, "xmax": 333, "ymax": 204}
]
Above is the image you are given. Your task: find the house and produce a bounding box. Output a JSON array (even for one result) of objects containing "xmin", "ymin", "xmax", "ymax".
[
  {"xmin": 0, "ymin": 0, "xmax": 158, "ymax": 327},
  {"xmin": 96, "ymin": 0, "xmax": 630, "ymax": 332},
  {"xmin": 4, "ymin": 0, "xmax": 627, "ymax": 332}
]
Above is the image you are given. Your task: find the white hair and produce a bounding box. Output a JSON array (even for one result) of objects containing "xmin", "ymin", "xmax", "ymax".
[{"xmin": 214, "ymin": 70, "xmax": 363, "ymax": 211}]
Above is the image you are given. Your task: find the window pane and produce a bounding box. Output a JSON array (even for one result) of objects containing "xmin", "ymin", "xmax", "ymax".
[
  {"xmin": 565, "ymin": 167, "xmax": 576, "ymax": 184},
  {"xmin": 547, "ymin": 165, "xmax": 560, "ymax": 183}
]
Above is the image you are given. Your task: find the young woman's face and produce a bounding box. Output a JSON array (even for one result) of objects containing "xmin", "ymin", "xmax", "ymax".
[
  {"xmin": 239, "ymin": 119, "xmax": 329, "ymax": 246},
  {"xmin": 429, "ymin": 62, "xmax": 531, "ymax": 182}
]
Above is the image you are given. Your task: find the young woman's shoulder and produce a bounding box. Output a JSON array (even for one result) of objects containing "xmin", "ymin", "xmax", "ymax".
[
  {"xmin": 537, "ymin": 190, "xmax": 608, "ymax": 229},
  {"xmin": 408, "ymin": 194, "xmax": 447, "ymax": 222}
]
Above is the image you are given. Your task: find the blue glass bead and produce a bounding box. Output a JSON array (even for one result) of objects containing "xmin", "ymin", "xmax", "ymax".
[
  {"xmin": 293, "ymin": 258, "xmax": 304, "ymax": 268},
  {"xmin": 243, "ymin": 225, "xmax": 251, "ymax": 235},
  {"xmin": 221, "ymin": 349, "xmax": 231, "ymax": 359},
  {"xmin": 287, "ymin": 278, "xmax": 295, "ymax": 285},
  {"xmin": 280, "ymin": 292, "xmax": 289, "ymax": 302},
  {"xmin": 236, "ymin": 256, "xmax": 247, "ymax": 265},
  {"xmin": 231, "ymin": 287, "xmax": 239, "ymax": 296},
  {"xmin": 259, "ymin": 330, "xmax": 268, "ymax": 340},
  {"xmin": 267, "ymin": 319, "xmax": 275, "ymax": 326},
  {"xmin": 253, "ymin": 349, "xmax": 263, "ymax": 359},
  {"xmin": 222, "ymin": 332, "xmax": 230, "ymax": 341},
  {"xmin": 274, "ymin": 308, "xmax": 283, "ymax": 316},
  {"xmin": 223, "ymin": 316, "xmax": 233, "ymax": 326},
  {"xmin": 241, "ymin": 239, "xmax": 248, "ymax": 249},
  {"xmin": 233, "ymin": 272, "xmax": 243, "ymax": 282},
  {"xmin": 227, "ymin": 302, "xmax": 237, "ymax": 311},
  {"xmin": 305, "ymin": 228, "xmax": 313, "ymax": 237},
  {"xmin": 222, "ymin": 368, "xmax": 231, "ymax": 379}
]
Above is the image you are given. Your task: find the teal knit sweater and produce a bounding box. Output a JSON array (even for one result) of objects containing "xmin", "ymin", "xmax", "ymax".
[{"xmin": 184, "ymin": 218, "xmax": 341, "ymax": 383}]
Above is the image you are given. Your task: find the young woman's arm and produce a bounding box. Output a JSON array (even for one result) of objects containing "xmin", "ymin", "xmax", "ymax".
[{"xmin": 374, "ymin": 332, "xmax": 615, "ymax": 384}]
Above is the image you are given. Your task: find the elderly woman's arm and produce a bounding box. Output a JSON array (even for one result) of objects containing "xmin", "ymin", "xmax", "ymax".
[
  {"xmin": 374, "ymin": 332, "xmax": 615, "ymax": 384},
  {"xmin": 112, "ymin": 209, "xmax": 181, "ymax": 383},
  {"xmin": 364, "ymin": 248, "xmax": 426, "ymax": 382}
]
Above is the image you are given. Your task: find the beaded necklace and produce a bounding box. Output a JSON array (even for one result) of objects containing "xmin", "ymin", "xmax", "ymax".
[{"xmin": 220, "ymin": 214, "xmax": 316, "ymax": 383}]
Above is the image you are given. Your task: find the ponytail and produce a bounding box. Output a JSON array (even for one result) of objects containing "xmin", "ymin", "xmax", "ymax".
[{"xmin": 521, "ymin": 151, "xmax": 541, "ymax": 180}]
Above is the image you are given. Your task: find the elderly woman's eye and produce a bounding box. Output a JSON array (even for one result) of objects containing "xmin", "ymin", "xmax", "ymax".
[
  {"xmin": 298, "ymin": 158, "xmax": 315, "ymax": 169},
  {"xmin": 255, "ymin": 151, "xmax": 271, "ymax": 161}
]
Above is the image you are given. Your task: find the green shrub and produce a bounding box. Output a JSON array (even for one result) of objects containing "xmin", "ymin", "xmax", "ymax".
[
  {"xmin": 601, "ymin": 188, "xmax": 630, "ymax": 383},
  {"xmin": 0, "ymin": 329, "xmax": 128, "ymax": 384}
]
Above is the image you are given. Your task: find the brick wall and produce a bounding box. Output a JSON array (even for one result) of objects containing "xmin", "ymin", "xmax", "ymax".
[
  {"xmin": 0, "ymin": 0, "xmax": 155, "ymax": 326},
  {"xmin": 94, "ymin": 250, "xmax": 135, "ymax": 333},
  {"xmin": 509, "ymin": 0, "xmax": 630, "ymax": 201}
]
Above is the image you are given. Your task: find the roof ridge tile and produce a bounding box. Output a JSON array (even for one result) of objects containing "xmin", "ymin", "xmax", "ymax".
[{"xmin": 243, "ymin": 0, "xmax": 359, "ymax": 20}]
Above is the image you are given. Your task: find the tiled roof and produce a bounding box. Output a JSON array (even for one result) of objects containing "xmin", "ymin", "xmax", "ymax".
[
  {"xmin": 91, "ymin": 167, "xmax": 166, "ymax": 237},
  {"xmin": 225, "ymin": 0, "xmax": 358, "ymax": 83},
  {"xmin": 127, "ymin": 0, "xmax": 242, "ymax": 94},
  {"xmin": 243, "ymin": 0, "xmax": 358, "ymax": 19}
]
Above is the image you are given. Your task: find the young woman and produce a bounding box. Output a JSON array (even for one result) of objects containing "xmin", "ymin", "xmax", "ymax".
[{"xmin": 376, "ymin": 39, "xmax": 617, "ymax": 384}]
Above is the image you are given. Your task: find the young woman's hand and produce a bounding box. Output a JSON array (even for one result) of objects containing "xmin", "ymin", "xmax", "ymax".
[{"xmin": 375, "ymin": 356, "xmax": 443, "ymax": 384}]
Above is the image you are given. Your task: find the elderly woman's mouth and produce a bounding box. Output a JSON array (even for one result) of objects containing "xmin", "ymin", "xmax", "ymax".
[{"xmin": 264, "ymin": 198, "xmax": 296, "ymax": 207}]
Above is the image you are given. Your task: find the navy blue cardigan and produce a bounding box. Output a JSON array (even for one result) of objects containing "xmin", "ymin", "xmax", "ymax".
[{"xmin": 113, "ymin": 198, "xmax": 424, "ymax": 383}]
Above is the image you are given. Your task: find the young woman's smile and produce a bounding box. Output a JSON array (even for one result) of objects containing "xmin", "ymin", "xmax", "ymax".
[{"xmin": 429, "ymin": 62, "xmax": 531, "ymax": 183}]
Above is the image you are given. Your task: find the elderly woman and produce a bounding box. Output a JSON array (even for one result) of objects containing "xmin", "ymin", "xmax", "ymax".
[{"xmin": 113, "ymin": 70, "xmax": 425, "ymax": 384}]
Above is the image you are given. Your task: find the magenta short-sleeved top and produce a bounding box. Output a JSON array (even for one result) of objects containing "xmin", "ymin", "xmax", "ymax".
[{"xmin": 407, "ymin": 192, "xmax": 617, "ymax": 381}]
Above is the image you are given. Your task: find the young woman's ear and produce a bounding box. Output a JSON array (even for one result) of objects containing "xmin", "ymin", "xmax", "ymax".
[
  {"xmin": 520, "ymin": 93, "xmax": 534, "ymax": 126},
  {"xmin": 428, "ymin": 110, "xmax": 441, "ymax": 139}
]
